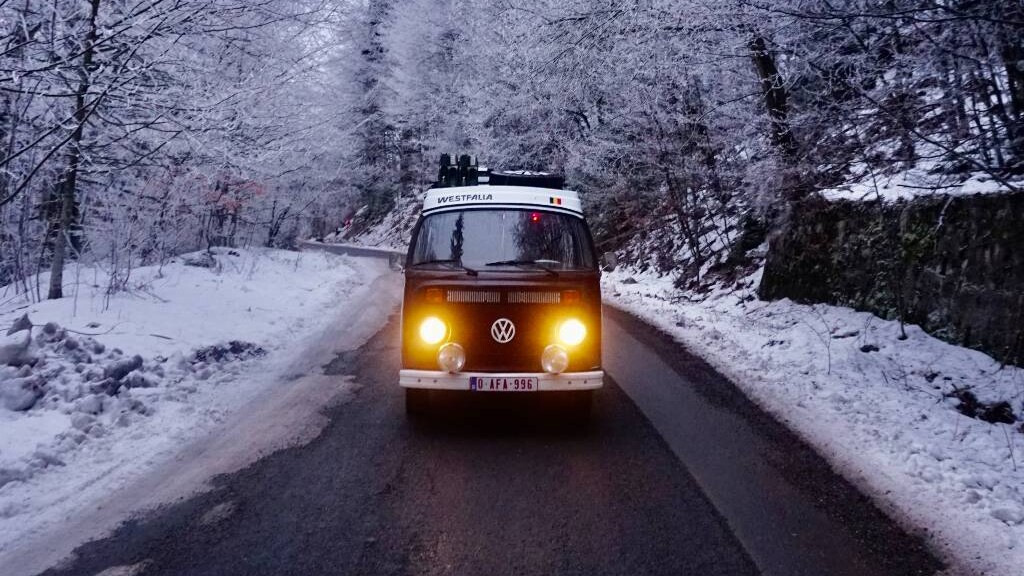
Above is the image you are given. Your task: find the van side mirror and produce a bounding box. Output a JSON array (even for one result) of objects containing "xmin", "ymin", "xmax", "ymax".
[
  {"xmin": 600, "ymin": 252, "xmax": 618, "ymax": 272},
  {"xmin": 388, "ymin": 253, "xmax": 405, "ymax": 272}
]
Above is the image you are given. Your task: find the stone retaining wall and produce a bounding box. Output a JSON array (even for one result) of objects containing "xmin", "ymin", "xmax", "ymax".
[{"xmin": 759, "ymin": 193, "xmax": 1024, "ymax": 366}]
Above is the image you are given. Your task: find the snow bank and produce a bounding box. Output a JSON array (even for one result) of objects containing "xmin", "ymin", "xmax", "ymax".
[
  {"xmin": 0, "ymin": 248, "xmax": 382, "ymax": 560},
  {"xmin": 820, "ymin": 167, "xmax": 1023, "ymax": 202},
  {"xmin": 605, "ymin": 268, "xmax": 1024, "ymax": 575},
  {"xmin": 2, "ymin": 248, "xmax": 354, "ymax": 359},
  {"xmin": 323, "ymin": 192, "xmax": 423, "ymax": 249},
  {"xmin": 0, "ymin": 320, "xmax": 266, "ymax": 489}
]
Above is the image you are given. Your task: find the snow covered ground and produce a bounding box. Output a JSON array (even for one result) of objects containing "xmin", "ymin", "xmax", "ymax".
[
  {"xmin": 323, "ymin": 192, "xmax": 423, "ymax": 249},
  {"xmin": 819, "ymin": 167, "xmax": 1024, "ymax": 202},
  {"xmin": 604, "ymin": 267, "xmax": 1023, "ymax": 575},
  {"xmin": 0, "ymin": 248, "xmax": 399, "ymax": 574}
]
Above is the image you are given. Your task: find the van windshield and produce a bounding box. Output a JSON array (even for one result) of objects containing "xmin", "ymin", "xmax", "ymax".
[{"xmin": 410, "ymin": 209, "xmax": 596, "ymax": 271}]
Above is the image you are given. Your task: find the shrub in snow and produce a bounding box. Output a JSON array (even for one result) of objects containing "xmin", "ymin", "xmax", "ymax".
[
  {"xmin": 191, "ymin": 341, "xmax": 266, "ymax": 364},
  {"xmin": 945, "ymin": 388, "xmax": 1019, "ymax": 425},
  {"xmin": 183, "ymin": 252, "xmax": 219, "ymax": 269}
]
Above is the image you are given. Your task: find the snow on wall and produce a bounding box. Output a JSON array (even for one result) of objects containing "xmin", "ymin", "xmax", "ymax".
[{"xmin": 820, "ymin": 170, "xmax": 1023, "ymax": 203}]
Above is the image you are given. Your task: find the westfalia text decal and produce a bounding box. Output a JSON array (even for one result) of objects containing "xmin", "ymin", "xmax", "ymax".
[{"xmin": 436, "ymin": 193, "xmax": 494, "ymax": 204}]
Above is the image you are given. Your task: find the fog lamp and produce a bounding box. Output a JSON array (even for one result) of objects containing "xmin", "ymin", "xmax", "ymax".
[
  {"xmin": 437, "ymin": 342, "xmax": 466, "ymax": 373},
  {"xmin": 541, "ymin": 345, "xmax": 570, "ymax": 374},
  {"xmin": 558, "ymin": 318, "xmax": 586, "ymax": 346},
  {"xmin": 419, "ymin": 316, "xmax": 447, "ymax": 344}
]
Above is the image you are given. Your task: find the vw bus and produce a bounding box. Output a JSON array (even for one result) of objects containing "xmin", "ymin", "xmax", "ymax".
[{"xmin": 399, "ymin": 156, "xmax": 604, "ymax": 418}]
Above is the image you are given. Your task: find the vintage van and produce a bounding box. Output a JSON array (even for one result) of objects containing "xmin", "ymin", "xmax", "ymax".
[{"xmin": 399, "ymin": 156, "xmax": 605, "ymax": 419}]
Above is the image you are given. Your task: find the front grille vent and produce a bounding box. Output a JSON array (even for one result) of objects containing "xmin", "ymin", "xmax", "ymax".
[
  {"xmin": 507, "ymin": 291, "xmax": 561, "ymax": 304},
  {"xmin": 447, "ymin": 290, "xmax": 501, "ymax": 303}
]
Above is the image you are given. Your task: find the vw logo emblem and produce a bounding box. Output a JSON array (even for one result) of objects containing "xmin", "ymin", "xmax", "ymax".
[{"xmin": 491, "ymin": 318, "xmax": 516, "ymax": 343}]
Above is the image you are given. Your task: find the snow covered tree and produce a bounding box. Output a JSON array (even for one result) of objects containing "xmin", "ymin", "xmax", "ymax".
[{"xmin": 0, "ymin": 0, "xmax": 351, "ymax": 298}]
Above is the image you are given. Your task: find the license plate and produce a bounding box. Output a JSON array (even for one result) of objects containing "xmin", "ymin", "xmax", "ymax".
[{"xmin": 470, "ymin": 376, "xmax": 538, "ymax": 392}]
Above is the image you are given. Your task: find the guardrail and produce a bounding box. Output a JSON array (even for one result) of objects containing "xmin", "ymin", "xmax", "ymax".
[{"xmin": 300, "ymin": 241, "xmax": 406, "ymax": 268}]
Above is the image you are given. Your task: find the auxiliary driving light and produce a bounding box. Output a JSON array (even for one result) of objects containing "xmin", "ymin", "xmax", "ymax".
[
  {"xmin": 558, "ymin": 318, "xmax": 587, "ymax": 346},
  {"xmin": 542, "ymin": 344, "xmax": 570, "ymax": 374},
  {"xmin": 419, "ymin": 316, "xmax": 447, "ymax": 344},
  {"xmin": 437, "ymin": 342, "xmax": 466, "ymax": 373}
]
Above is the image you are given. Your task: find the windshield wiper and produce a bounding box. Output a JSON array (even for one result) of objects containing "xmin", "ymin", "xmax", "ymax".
[
  {"xmin": 484, "ymin": 259, "xmax": 559, "ymax": 277},
  {"xmin": 411, "ymin": 258, "xmax": 478, "ymax": 276}
]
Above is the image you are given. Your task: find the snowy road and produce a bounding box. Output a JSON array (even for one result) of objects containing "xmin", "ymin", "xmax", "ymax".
[
  {"xmin": 0, "ymin": 252, "xmax": 404, "ymax": 576},
  {"xmin": 32, "ymin": 306, "xmax": 943, "ymax": 576}
]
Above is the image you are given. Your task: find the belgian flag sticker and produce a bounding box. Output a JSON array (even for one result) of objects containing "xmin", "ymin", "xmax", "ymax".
[{"xmin": 549, "ymin": 197, "xmax": 563, "ymax": 206}]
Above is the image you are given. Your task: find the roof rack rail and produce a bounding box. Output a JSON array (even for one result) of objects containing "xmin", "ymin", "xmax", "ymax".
[{"xmin": 432, "ymin": 154, "xmax": 564, "ymax": 190}]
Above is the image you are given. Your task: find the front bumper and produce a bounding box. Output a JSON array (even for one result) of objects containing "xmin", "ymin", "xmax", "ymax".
[{"xmin": 399, "ymin": 369, "xmax": 604, "ymax": 391}]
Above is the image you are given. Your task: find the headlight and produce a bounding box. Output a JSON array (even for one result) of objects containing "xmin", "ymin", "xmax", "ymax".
[
  {"xmin": 437, "ymin": 342, "xmax": 466, "ymax": 373},
  {"xmin": 542, "ymin": 345, "xmax": 569, "ymax": 374},
  {"xmin": 558, "ymin": 319, "xmax": 586, "ymax": 346},
  {"xmin": 419, "ymin": 316, "xmax": 447, "ymax": 344}
]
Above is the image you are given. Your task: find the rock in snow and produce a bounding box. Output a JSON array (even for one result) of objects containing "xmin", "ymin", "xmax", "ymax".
[
  {"xmin": 124, "ymin": 370, "xmax": 157, "ymax": 389},
  {"xmin": 0, "ymin": 377, "xmax": 42, "ymax": 411},
  {"xmin": 991, "ymin": 507, "xmax": 1024, "ymax": 526},
  {"xmin": 104, "ymin": 355, "xmax": 144, "ymax": 382},
  {"xmin": 5, "ymin": 313, "xmax": 33, "ymax": 336},
  {"xmin": 0, "ymin": 330, "xmax": 33, "ymax": 367},
  {"xmin": 70, "ymin": 413, "xmax": 96, "ymax": 432},
  {"xmin": 76, "ymin": 394, "xmax": 104, "ymax": 416}
]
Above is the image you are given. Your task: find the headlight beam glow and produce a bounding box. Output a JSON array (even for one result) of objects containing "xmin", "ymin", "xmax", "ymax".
[
  {"xmin": 558, "ymin": 318, "xmax": 586, "ymax": 346},
  {"xmin": 419, "ymin": 316, "xmax": 447, "ymax": 344}
]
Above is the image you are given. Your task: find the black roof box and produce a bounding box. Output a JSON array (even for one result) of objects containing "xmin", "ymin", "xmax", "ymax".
[{"xmin": 487, "ymin": 170, "xmax": 564, "ymax": 190}]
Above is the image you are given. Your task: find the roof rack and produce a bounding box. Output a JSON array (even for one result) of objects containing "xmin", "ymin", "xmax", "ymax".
[
  {"xmin": 435, "ymin": 154, "xmax": 481, "ymax": 188},
  {"xmin": 432, "ymin": 154, "xmax": 564, "ymax": 190}
]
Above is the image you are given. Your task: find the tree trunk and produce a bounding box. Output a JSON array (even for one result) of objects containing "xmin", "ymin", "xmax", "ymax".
[
  {"xmin": 748, "ymin": 36, "xmax": 798, "ymax": 158},
  {"xmin": 48, "ymin": 0, "xmax": 101, "ymax": 300},
  {"xmin": 996, "ymin": 8, "xmax": 1024, "ymax": 158},
  {"xmin": 997, "ymin": 4, "xmax": 1024, "ymax": 124}
]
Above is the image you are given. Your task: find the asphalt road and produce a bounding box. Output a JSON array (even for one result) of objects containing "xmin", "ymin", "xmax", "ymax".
[{"xmin": 40, "ymin": 309, "xmax": 943, "ymax": 576}]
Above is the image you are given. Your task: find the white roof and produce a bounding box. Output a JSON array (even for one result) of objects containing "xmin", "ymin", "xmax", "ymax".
[{"xmin": 422, "ymin": 185, "xmax": 583, "ymax": 216}]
